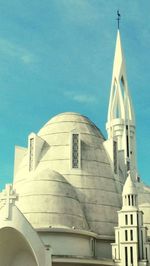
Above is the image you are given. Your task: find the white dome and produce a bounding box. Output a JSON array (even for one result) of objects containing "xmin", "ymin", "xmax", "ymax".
[
  {"xmin": 14, "ymin": 168, "xmax": 88, "ymax": 229},
  {"xmin": 14, "ymin": 112, "xmax": 123, "ymax": 236}
]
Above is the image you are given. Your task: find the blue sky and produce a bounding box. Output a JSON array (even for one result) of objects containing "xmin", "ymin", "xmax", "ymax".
[{"xmin": 0, "ymin": 0, "xmax": 150, "ymax": 189}]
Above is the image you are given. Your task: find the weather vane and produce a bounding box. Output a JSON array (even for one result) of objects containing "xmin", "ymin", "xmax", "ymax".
[{"xmin": 117, "ymin": 10, "xmax": 121, "ymax": 29}]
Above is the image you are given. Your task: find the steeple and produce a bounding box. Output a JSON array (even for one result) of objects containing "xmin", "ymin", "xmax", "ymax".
[
  {"xmin": 104, "ymin": 29, "xmax": 137, "ymax": 180},
  {"xmin": 107, "ymin": 30, "xmax": 135, "ymax": 125}
]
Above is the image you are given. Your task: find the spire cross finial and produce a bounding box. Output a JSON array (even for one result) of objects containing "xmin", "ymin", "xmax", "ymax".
[{"xmin": 117, "ymin": 10, "xmax": 121, "ymax": 29}]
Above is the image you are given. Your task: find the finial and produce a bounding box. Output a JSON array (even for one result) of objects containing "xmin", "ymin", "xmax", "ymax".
[{"xmin": 117, "ymin": 10, "xmax": 121, "ymax": 29}]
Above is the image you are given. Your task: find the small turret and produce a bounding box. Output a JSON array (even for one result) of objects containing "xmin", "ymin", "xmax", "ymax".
[
  {"xmin": 112, "ymin": 171, "xmax": 150, "ymax": 266},
  {"xmin": 122, "ymin": 171, "xmax": 137, "ymax": 209}
]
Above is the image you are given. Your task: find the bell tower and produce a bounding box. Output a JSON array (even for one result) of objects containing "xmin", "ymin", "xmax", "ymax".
[{"xmin": 104, "ymin": 28, "xmax": 137, "ymax": 180}]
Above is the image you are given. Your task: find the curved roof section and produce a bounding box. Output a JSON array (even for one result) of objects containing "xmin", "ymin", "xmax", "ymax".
[
  {"xmin": 14, "ymin": 112, "xmax": 123, "ymax": 236},
  {"xmin": 38, "ymin": 112, "xmax": 104, "ymax": 138},
  {"xmin": 15, "ymin": 169, "xmax": 88, "ymax": 230}
]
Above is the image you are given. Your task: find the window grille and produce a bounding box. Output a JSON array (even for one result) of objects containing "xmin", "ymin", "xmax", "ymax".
[
  {"xmin": 113, "ymin": 141, "xmax": 117, "ymax": 174},
  {"xmin": 72, "ymin": 134, "xmax": 80, "ymax": 168}
]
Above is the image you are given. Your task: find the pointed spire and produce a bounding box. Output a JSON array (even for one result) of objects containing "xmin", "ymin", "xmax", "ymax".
[
  {"xmin": 122, "ymin": 171, "xmax": 138, "ymax": 209},
  {"xmin": 122, "ymin": 171, "xmax": 137, "ymax": 196},
  {"xmin": 107, "ymin": 30, "xmax": 135, "ymax": 124},
  {"xmin": 112, "ymin": 30, "xmax": 126, "ymax": 79},
  {"xmin": 105, "ymin": 28, "xmax": 137, "ymax": 181}
]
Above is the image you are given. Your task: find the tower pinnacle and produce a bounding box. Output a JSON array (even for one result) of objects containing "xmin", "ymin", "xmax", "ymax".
[
  {"xmin": 104, "ymin": 29, "xmax": 137, "ymax": 180},
  {"xmin": 107, "ymin": 30, "xmax": 135, "ymax": 124}
]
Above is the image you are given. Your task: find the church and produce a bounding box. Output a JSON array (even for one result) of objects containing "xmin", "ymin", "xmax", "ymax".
[{"xmin": 0, "ymin": 26, "xmax": 150, "ymax": 266}]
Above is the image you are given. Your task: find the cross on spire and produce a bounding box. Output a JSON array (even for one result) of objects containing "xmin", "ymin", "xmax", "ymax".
[
  {"xmin": 0, "ymin": 184, "xmax": 17, "ymax": 220},
  {"xmin": 117, "ymin": 10, "xmax": 121, "ymax": 29}
]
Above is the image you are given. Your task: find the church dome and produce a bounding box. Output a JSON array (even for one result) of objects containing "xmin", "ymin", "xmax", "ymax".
[
  {"xmin": 15, "ymin": 168, "xmax": 88, "ymax": 230},
  {"xmin": 38, "ymin": 112, "xmax": 104, "ymax": 137},
  {"xmin": 14, "ymin": 112, "xmax": 123, "ymax": 236}
]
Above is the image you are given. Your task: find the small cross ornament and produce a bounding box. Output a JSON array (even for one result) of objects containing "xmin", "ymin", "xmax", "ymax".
[
  {"xmin": 117, "ymin": 10, "xmax": 121, "ymax": 29},
  {"xmin": 0, "ymin": 184, "xmax": 17, "ymax": 220}
]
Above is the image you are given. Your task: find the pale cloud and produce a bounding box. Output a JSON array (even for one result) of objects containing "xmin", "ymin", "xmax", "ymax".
[
  {"xmin": 21, "ymin": 54, "xmax": 34, "ymax": 64},
  {"xmin": 64, "ymin": 91, "xmax": 97, "ymax": 104},
  {"xmin": 0, "ymin": 38, "xmax": 35, "ymax": 65}
]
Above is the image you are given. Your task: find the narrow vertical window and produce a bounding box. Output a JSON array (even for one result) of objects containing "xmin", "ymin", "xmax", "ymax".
[
  {"xmin": 137, "ymin": 213, "xmax": 139, "ymax": 226},
  {"xmin": 130, "ymin": 230, "xmax": 133, "ymax": 241},
  {"xmin": 113, "ymin": 141, "xmax": 117, "ymax": 174},
  {"xmin": 137, "ymin": 213, "xmax": 140, "ymax": 257},
  {"xmin": 125, "ymin": 214, "xmax": 128, "ymax": 225},
  {"xmin": 131, "ymin": 195, "xmax": 134, "ymax": 206},
  {"xmin": 125, "ymin": 230, "xmax": 128, "ymax": 241},
  {"xmin": 130, "ymin": 247, "xmax": 133, "ymax": 264},
  {"xmin": 126, "ymin": 125, "xmax": 130, "ymax": 158},
  {"xmin": 125, "ymin": 247, "xmax": 128, "ymax": 266},
  {"xmin": 72, "ymin": 134, "xmax": 80, "ymax": 168},
  {"xmin": 130, "ymin": 214, "xmax": 133, "ymax": 225},
  {"xmin": 29, "ymin": 138, "xmax": 34, "ymax": 171},
  {"xmin": 146, "ymin": 248, "xmax": 148, "ymax": 260},
  {"xmin": 141, "ymin": 230, "xmax": 144, "ymax": 259},
  {"xmin": 128, "ymin": 195, "xmax": 130, "ymax": 206},
  {"xmin": 91, "ymin": 238, "xmax": 95, "ymax": 257},
  {"xmin": 118, "ymin": 232, "xmax": 120, "ymax": 259}
]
